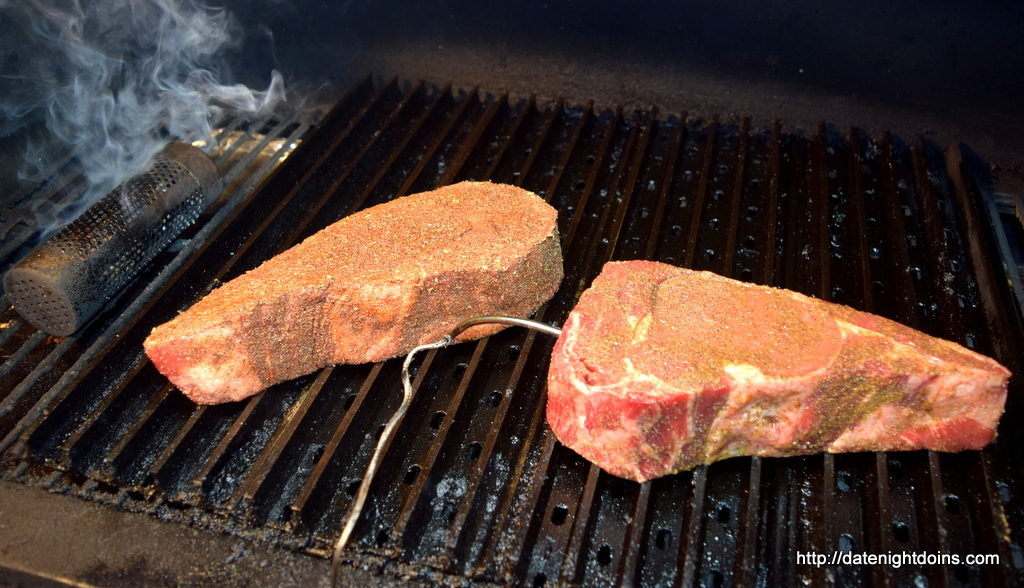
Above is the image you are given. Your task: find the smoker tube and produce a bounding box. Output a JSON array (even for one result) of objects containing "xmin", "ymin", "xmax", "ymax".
[{"xmin": 3, "ymin": 143, "xmax": 222, "ymax": 336}]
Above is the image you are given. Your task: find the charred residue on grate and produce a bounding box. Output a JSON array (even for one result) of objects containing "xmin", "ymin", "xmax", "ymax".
[{"xmin": 1, "ymin": 78, "xmax": 1022, "ymax": 586}]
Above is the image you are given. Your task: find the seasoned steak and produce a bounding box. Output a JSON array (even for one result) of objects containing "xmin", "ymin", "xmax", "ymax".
[
  {"xmin": 546, "ymin": 260, "xmax": 1010, "ymax": 482},
  {"xmin": 145, "ymin": 181, "xmax": 563, "ymax": 404}
]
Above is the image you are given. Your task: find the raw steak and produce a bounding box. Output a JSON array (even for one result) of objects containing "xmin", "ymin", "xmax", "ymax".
[
  {"xmin": 145, "ymin": 181, "xmax": 563, "ymax": 404},
  {"xmin": 546, "ymin": 260, "xmax": 1010, "ymax": 482}
]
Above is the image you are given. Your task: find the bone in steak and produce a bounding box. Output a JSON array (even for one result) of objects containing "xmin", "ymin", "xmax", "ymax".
[
  {"xmin": 145, "ymin": 181, "xmax": 563, "ymax": 404},
  {"xmin": 546, "ymin": 260, "xmax": 1010, "ymax": 482}
]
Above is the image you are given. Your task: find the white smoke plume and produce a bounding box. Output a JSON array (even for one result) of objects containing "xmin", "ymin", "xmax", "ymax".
[{"xmin": 0, "ymin": 0, "xmax": 285, "ymax": 214}]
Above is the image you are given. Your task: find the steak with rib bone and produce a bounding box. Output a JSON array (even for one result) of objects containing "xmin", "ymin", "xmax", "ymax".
[{"xmin": 546, "ymin": 260, "xmax": 1010, "ymax": 482}]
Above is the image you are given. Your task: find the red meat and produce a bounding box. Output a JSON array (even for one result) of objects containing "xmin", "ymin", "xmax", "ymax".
[
  {"xmin": 546, "ymin": 260, "xmax": 1010, "ymax": 482},
  {"xmin": 145, "ymin": 181, "xmax": 563, "ymax": 404}
]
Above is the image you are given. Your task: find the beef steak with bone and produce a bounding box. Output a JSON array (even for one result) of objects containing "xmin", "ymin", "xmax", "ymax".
[{"xmin": 546, "ymin": 260, "xmax": 1009, "ymax": 482}]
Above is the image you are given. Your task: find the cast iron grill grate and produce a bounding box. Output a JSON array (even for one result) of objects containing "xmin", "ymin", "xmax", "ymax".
[{"xmin": 1, "ymin": 77, "xmax": 1022, "ymax": 586}]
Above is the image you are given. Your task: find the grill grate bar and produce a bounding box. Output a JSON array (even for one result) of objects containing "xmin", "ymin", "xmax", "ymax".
[
  {"xmin": 207, "ymin": 115, "xmax": 261, "ymax": 165},
  {"xmin": 557, "ymin": 108, "xmax": 624, "ymax": 249},
  {"xmin": 812, "ymin": 124, "xmax": 837, "ymax": 587},
  {"xmin": 318, "ymin": 355, "xmax": 437, "ymax": 540},
  {"xmin": 443, "ymin": 105, "xmax": 595, "ymax": 569},
  {"xmin": 448, "ymin": 103, "xmax": 598, "ymax": 577},
  {"xmin": 393, "ymin": 86, "xmax": 481, "ymax": 195},
  {"xmin": 0, "ymin": 179, "xmax": 89, "ymax": 270},
  {"xmin": 278, "ymin": 82, "xmax": 442, "ymax": 244},
  {"xmin": 679, "ymin": 467, "xmax": 709, "ymax": 587},
  {"xmin": 877, "ymin": 133, "xmax": 918, "ymax": 323},
  {"xmin": 588, "ymin": 111, "xmax": 655, "ymax": 266},
  {"xmin": 241, "ymin": 80, "xmax": 417, "ymax": 261},
  {"xmin": 98, "ymin": 383, "xmax": 174, "ymax": 481},
  {"xmin": 0, "ymin": 334, "xmax": 78, "ymax": 455},
  {"xmin": 475, "ymin": 107, "xmax": 623, "ymax": 578},
  {"xmin": 486, "ymin": 362, "xmax": 557, "ymax": 578},
  {"xmin": 288, "ymin": 363, "xmax": 382, "ymax": 531},
  {"xmin": 19, "ymin": 343, "xmax": 149, "ymax": 467},
  {"xmin": 555, "ymin": 112, "xmax": 656, "ymax": 585},
  {"xmin": 844, "ymin": 128, "xmax": 875, "ymax": 311},
  {"xmin": 567, "ymin": 112, "xmax": 646, "ymax": 292},
  {"xmin": 905, "ymin": 137, "xmax": 959, "ymax": 587},
  {"xmin": 735, "ymin": 121, "xmax": 783, "ymax": 583},
  {"xmin": 687, "ymin": 119, "xmax": 755, "ymax": 587},
  {"xmin": 682, "ymin": 118, "xmax": 719, "ymax": 268},
  {"xmin": 641, "ymin": 115, "xmax": 686, "ymax": 261},
  {"xmin": 511, "ymin": 109, "xmax": 652, "ymax": 585},
  {"xmin": 57, "ymin": 353, "xmax": 153, "ymax": 466},
  {"xmin": 0, "ymin": 331, "xmax": 46, "ymax": 386},
  {"xmin": 475, "ymin": 95, "xmax": 537, "ymax": 180},
  {"xmin": 737, "ymin": 457, "xmax": 763, "ymax": 582},
  {"xmin": 911, "ymin": 140, "xmax": 961, "ymax": 335},
  {"xmin": 3, "ymin": 147, "xmax": 76, "ymax": 212},
  {"xmin": 976, "ymin": 455, "xmax": 1016, "ymax": 584},
  {"xmin": 812, "ymin": 124, "xmax": 832, "ymax": 300},
  {"xmin": 147, "ymin": 405, "xmax": 207, "ymax": 492},
  {"xmin": 212, "ymin": 111, "xmax": 304, "ymax": 197},
  {"xmin": 388, "ymin": 100, "xmax": 567, "ymax": 562},
  {"xmin": 558, "ymin": 464, "xmax": 602, "ymax": 584},
  {"xmin": 925, "ymin": 451, "xmax": 954, "ymax": 581},
  {"xmin": 189, "ymin": 393, "xmax": 265, "ymax": 495},
  {"xmin": 382, "ymin": 338, "xmax": 491, "ymax": 553},
  {"xmin": 340, "ymin": 98, "xmax": 543, "ymax": 550},
  {"xmin": 615, "ymin": 480, "xmax": 652, "ymax": 586},
  {"xmin": 231, "ymin": 367, "xmax": 333, "ymax": 512},
  {"xmin": 437, "ymin": 101, "xmax": 599, "ymax": 574},
  {"xmin": 761, "ymin": 121, "xmax": 784, "ymax": 286},
  {"xmin": 719, "ymin": 118, "xmax": 751, "ymax": 273},
  {"xmin": 434, "ymin": 93, "xmax": 506, "ymax": 187}
]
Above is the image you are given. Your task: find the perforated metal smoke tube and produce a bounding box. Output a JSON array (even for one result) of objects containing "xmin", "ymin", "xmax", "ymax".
[{"xmin": 3, "ymin": 143, "xmax": 222, "ymax": 336}]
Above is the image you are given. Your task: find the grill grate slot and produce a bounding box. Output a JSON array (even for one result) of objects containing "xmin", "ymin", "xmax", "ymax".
[{"xmin": 1, "ymin": 78, "xmax": 1023, "ymax": 585}]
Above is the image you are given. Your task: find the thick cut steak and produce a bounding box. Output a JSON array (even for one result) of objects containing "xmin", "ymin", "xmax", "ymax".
[
  {"xmin": 546, "ymin": 260, "xmax": 1010, "ymax": 482},
  {"xmin": 146, "ymin": 181, "xmax": 563, "ymax": 404}
]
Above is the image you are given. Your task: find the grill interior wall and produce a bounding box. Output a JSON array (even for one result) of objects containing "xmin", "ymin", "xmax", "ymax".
[{"xmin": 1, "ymin": 78, "xmax": 1022, "ymax": 586}]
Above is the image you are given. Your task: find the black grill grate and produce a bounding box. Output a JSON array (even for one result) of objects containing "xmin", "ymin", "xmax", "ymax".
[{"xmin": 2, "ymin": 77, "xmax": 1023, "ymax": 586}]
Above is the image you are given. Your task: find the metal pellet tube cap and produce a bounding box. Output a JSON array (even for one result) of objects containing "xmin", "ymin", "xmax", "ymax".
[{"xmin": 3, "ymin": 142, "xmax": 222, "ymax": 336}]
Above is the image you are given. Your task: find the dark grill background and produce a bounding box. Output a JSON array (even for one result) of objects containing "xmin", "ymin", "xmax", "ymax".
[{"xmin": 1, "ymin": 78, "xmax": 1022, "ymax": 586}]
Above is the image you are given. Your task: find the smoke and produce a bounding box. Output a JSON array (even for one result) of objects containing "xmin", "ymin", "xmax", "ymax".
[{"xmin": 0, "ymin": 0, "xmax": 285, "ymax": 216}]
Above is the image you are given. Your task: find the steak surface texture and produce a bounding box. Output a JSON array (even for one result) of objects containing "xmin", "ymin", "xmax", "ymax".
[
  {"xmin": 145, "ymin": 181, "xmax": 563, "ymax": 404},
  {"xmin": 546, "ymin": 260, "xmax": 1010, "ymax": 482}
]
